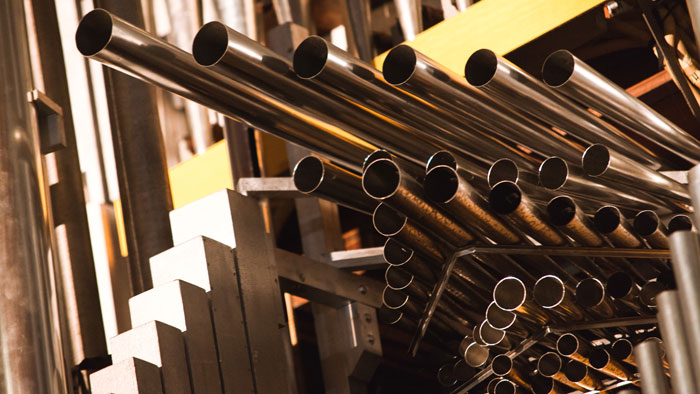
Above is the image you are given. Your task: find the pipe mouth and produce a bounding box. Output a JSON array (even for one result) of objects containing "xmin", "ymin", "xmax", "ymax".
[
  {"xmin": 564, "ymin": 360, "xmax": 588, "ymax": 382},
  {"xmin": 372, "ymin": 204, "xmax": 407, "ymax": 237},
  {"xmin": 293, "ymin": 36, "xmax": 329, "ymax": 79},
  {"xmin": 383, "ymin": 45, "xmax": 417, "ymax": 85},
  {"xmin": 542, "ymin": 50, "xmax": 575, "ymax": 88},
  {"xmin": 192, "ymin": 22, "xmax": 229, "ymax": 66},
  {"xmin": 480, "ymin": 321, "xmax": 506, "ymax": 346},
  {"xmin": 606, "ymin": 272, "xmax": 634, "ymax": 299},
  {"xmin": 494, "ymin": 380, "xmax": 517, "ymax": 394},
  {"xmin": 537, "ymin": 353, "xmax": 562, "ymax": 377},
  {"xmin": 437, "ymin": 364, "xmax": 457, "ymax": 387},
  {"xmin": 293, "ymin": 156, "xmax": 325, "ymax": 193},
  {"xmin": 575, "ymin": 278, "xmax": 605, "ymax": 307},
  {"xmin": 424, "ymin": 166, "xmax": 459, "ymax": 203},
  {"xmin": 534, "ymin": 275, "xmax": 566, "ymax": 308},
  {"xmin": 383, "ymin": 238, "xmax": 413, "ymax": 265},
  {"xmin": 489, "ymin": 181, "xmax": 522, "ymax": 215},
  {"xmin": 453, "ymin": 360, "xmax": 476, "ymax": 382},
  {"xmin": 657, "ymin": 269, "xmax": 676, "ymax": 288},
  {"xmin": 594, "ymin": 206, "xmax": 621, "ymax": 234},
  {"xmin": 363, "ymin": 150, "xmax": 392, "ymax": 171},
  {"xmin": 556, "ymin": 333, "xmax": 580, "ymax": 357},
  {"xmin": 547, "ymin": 196, "xmax": 577, "ymax": 226},
  {"xmin": 382, "ymin": 287, "xmax": 409, "ymax": 309},
  {"xmin": 488, "ymin": 159, "xmax": 519, "ymax": 187},
  {"xmin": 633, "ymin": 210, "xmax": 660, "ymax": 237},
  {"xmin": 582, "ymin": 144, "xmax": 611, "ymax": 177},
  {"xmin": 491, "ymin": 354, "xmax": 513, "ymax": 377},
  {"xmin": 473, "ymin": 326, "xmax": 487, "ymax": 345},
  {"xmin": 494, "ymin": 277, "xmax": 527, "ymax": 311},
  {"xmin": 486, "ymin": 301, "xmax": 517, "ymax": 330},
  {"xmin": 588, "ymin": 348, "xmax": 610, "ymax": 369},
  {"xmin": 669, "ymin": 215, "xmax": 693, "ymax": 233},
  {"xmin": 487, "ymin": 378, "xmax": 504, "ymax": 394},
  {"xmin": 465, "ymin": 49, "xmax": 498, "ymax": 87},
  {"xmin": 363, "ymin": 158, "xmax": 400, "ymax": 199},
  {"xmin": 76, "ymin": 9, "xmax": 113, "ymax": 56},
  {"xmin": 532, "ymin": 376, "xmax": 555, "ymax": 394},
  {"xmin": 611, "ymin": 339, "xmax": 633, "ymax": 361},
  {"xmin": 640, "ymin": 281, "xmax": 665, "ymax": 307},
  {"xmin": 538, "ymin": 157, "xmax": 569, "ymax": 190},
  {"xmin": 427, "ymin": 150, "xmax": 457, "ymax": 171},
  {"xmin": 385, "ymin": 266, "xmax": 413, "ymax": 290},
  {"xmin": 377, "ymin": 305, "xmax": 403, "ymax": 325},
  {"xmin": 465, "ymin": 342, "xmax": 490, "ymax": 367}
]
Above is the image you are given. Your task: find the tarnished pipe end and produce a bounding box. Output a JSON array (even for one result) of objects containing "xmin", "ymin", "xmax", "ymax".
[
  {"xmin": 76, "ymin": 9, "xmax": 113, "ymax": 57},
  {"xmin": 479, "ymin": 320, "xmax": 506, "ymax": 347},
  {"xmin": 494, "ymin": 379, "xmax": 519, "ymax": 394},
  {"xmin": 633, "ymin": 210, "xmax": 661, "ymax": 237},
  {"xmin": 464, "ymin": 49, "xmax": 498, "ymax": 87},
  {"xmin": 575, "ymin": 278, "xmax": 606, "ymax": 307},
  {"xmin": 537, "ymin": 352, "xmax": 563, "ymax": 378},
  {"xmin": 556, "ymin": 333, "xmax": 581, "ymax": 357},
  {"xmin": 582, "ymin": 144, "xmax": 611, "ymax": 177},
  {"xmin": 293, "ymin": 36, "xmax": 329, "ymax": 79},
  {"xmin": 669, "ymin": 214, "xmax": 694, "ymax": 233},
  {"xmin": 192, "ymin": 21, "xmax": 229, "ymax": 67},
  {"xmin": 491, "ymin": 354, "xmax": 513, "ymax": 377},
  {"xmin": 611, "ymin": 338, "xmax": 634, "ymax": 363},
  {"xmin": 382, "ymin": 45, "xmax": 417, "ymax": 85},
  {"xmin": 594, "ymin": 205, "xmax": 622, "ymax": 234},
  {"xmin": 538, "ymin": 157, "xmax": 569, "ymax": 190},
  {"xmin": 486, "ymin": 301, "xmax": 516, "ymax": 330},
  {"xmin": 493, "ymin": 276, "xmax": 527, "ymax": 311},
  {"xmin": 542, "ymin": 50, "xmax": 575, "ymax": 88},
  {"xmin": 546, "ymin": 196, "xmax": 576, "ymax": 226}
]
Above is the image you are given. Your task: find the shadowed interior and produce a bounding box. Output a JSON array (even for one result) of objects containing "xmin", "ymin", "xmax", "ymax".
[
  {"xmin": 465, "ymin": 49, "xmax": 498, "ymax": 86},
  {"xmin": 556, "ymin": 334, "xmax": 579, "ymax": 356},
  {"xmin": 437, "ymin": 364, "xmax": 457, "ymax": 387},
  {"xmin": 382, "ymin": 287, "xmax": 408, "ymax": 309},
  {"xmin": 293, "ymin": 36, "xmax": 328, "ymax": 79},
  {"xmin": 377, "ymin": 305, "xmax": 402, "ymax": 324},
  {"xmin": 76, "ymin": 9, "xmax": 113, "ymax": 56},
  {"xmin": 383, "ymin": 238, "xmax": 413, "ymax": 265},
  {"xmin": 486, "ymin": 302, "xmax": 516, "ymax": 329},
  {"xmin": 465, "ymin": 343, "xmax": 490, "ymax": 367},
  {"xmin": 383, "ymin": 45, "xmax": 417, "ymax": 85},
  {"xmin": 293, "ymin": 156, "xmax": 324, "ymax": 193},
  {"xmin": 547, "ymin": 196, "xmax": 576, "ymax": 226},
  {"xmin": 480, "ymin": 321, "xmax": 506, "ymax": 345},
  {"xmin": 594, "ymin": 206, "xmax": 621, "ymax": 234},
  {"xmin": 640, "ymin": 281, "xmax": 665, "ymax": 307},
  {"xmin": 532, "ymin": 376, "xmax": 555, "ymax": 394},
  {"xmin": 588, "ymin": 348, "xmax": 609, "ymax": 369},
  {"xmin": 564, "ymin": 360, "xmax": 588, "ymax": 381},
  {"xmin": 491, "ymin": 355, "xmax": 513, "ymax": 376},
  {"xmin": 606, "ymin": 272, "xmax": 634, "ymax": 299},
  {"xmin": 192, "ymin": 22, "xmax": 229, "ymax": 66},
  {"xmin": 669, "ymin": 215, "xmax": 693, "ymax": 233},
  {"xmin": 363, "ymin": 159, "xmax": 400, "ymax": 199},
  {"xmin": 582, "ymin": 144, "xmax": 611, "ymax": 177},
  {"xmin": 634, "ymin": 210, "xmax": 659, "ymax": 236},
  {"xmin": 372, "ymin": 204, "xmax": 407, "ymax": 236},
  {"xmin": 385, "ymin": 266, "xmax": 412, "ymax": 289},
  {"xmin": 539, "ymin": 157, "xmax": 568, "ymax": 189},
  {"xmin": 494, "ymin": 277, "xmax": 526, "ymax": 310},
  {"xmin": 488, "ymin": 159, "xmax": 519, "ymax": 187},
  {"xmin": 542, "ymin": 50, "xmax": 575, "ymax": 87},
  {"xmin": 424, "ymin": 166, "xmax": 459, "ymax": 203},
  {"xmin": 575, "ymin": 278, "xmax": 605, "ymax": 307},
  {"xmin": 611, "ymin": 339, "xmax": 633, "ymax": 361},
  {"xmin": 538, "ymin": 353, "xmax": 562, "ymax": 377},
  {"xmin": 494, "ymin": 380, "xmax": 517, "ymax": 394},
  {"xmin": 490, "ymin": 182, "xmax": 522, "ymax": 215},
  {"xmin": 427, "ymin": 151, "xmax": 457, "ymax": 171},
  {"xmin": 363, "ymin": 150, "xmax": 392, "ymax": 171},
  {"xmin": 453, "ymin": 360, "xmax": 476, "ymax": 381},
  {"xmin": 534, "ymin": 276, "xmax": 565, "ymax": 308}
]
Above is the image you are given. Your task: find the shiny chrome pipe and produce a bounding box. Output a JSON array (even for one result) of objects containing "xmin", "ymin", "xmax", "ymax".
[
  {"xmin": 427, "ymin": 150, "xmax": 489, "ymax": 190},
  {"xmin": 485, "ymin": 301, "xmax": 531, "ymax": 337},
  {"xmin": 533, "ymin": 275, "xmax": 585, "ymax": 320},
  {"xmin": 394, "ymin": 0, "xmax": 422, "ymax": 40},
  {"xmin": 656, "ymin": 290, "xmax": 698, "ymax": 393},
  {"xmin": 668, "ymin": 214, "xmax": 694, "ymax": 233},
  {"xmin": 563, "ymin": 360, "xmax": 604, "ymax": 391},
  {"xmin": 382, "ymin": 45, "xmax": 583, "ymax": 164},
  {"xmin": 635, "ymin": 339, "xmax": 670, "ymax": 394},
  {"xmin": 611, "ymin": 339, "xmax": 636, "ymax": 366},
  {"xmin": 382, "ymin": 240, "xmax": 437, "ymax": 283},
  {"xmin": 491, "ymin": 354, "xmax": 531, "ymax": 391},
  {"xmin": 293, "ymin": 155, "xmax": 377, "ymax": 214},
  {"xmin": 633, "ymin": 210, "xmax": 669, "ymax": 249},
  {"xmin": 556, "ymin": 333, "xmax": 593, "ymax": 364},
  {"xmin": 537, "ymin": 352, "xmax": 583, "ymax": 391},
  {"xmin": 640, "ymin": 281, "xmax": 666, "ymax": 309},
  {"xmin": 542, "ymin": 49, "xmax": 700, "ymax": 165},
  {"xmin": 582, "ymin": 144, "xmax": 690, "ymax": 206},
  {"xmin": 489, "ymin": 181, "xmax": 566, "ymax": 246},
  {"xmin": 364, "ymin": 158, "xmax": 474, "ymax": 246},
  {"xmin": 373, "ymin": 203, "xmax": 446, "ymax": 261},
  {"xmin": 424, "ymin": 165, "xmax": 521, "ymax": 244},
  {"xmin": 493, "ymin": 277, "xmax": 551, "ymax": 324},
  {"xmin": 588, "ymin": 347, "xmax": 634, "ymax": 380},
  {"xmin": 575, "ymin": 278, "xmax": 616, "ymax": 318},
  {"xmin": 464, "ymin": 342, "xmax": 491, "ymax": 368},
  {"xmin": 546, "ymin": 196, "xmax": 604, "ymax": 247},
  {"xmin": 594, "ymin": 206, "xmax": 644, "ymax": 248},
  {"xmin": 531, "ymin": 376, "xmax": 566, "ymax": 394},
  {"xmin": 76, "ymin": 10, "xmax": 375, "ymax": 171},
  {"xmin": 465, "ymin": 49, "xmax": 660, "ymax": 168}
]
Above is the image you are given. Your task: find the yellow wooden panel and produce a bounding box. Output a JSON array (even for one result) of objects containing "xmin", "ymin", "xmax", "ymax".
[
  {"xmin": 374, "ymin": 0, "xmax": 605, "ymax": 75},
  {"xmin": 168, "ymin": 140, "xmax": 233, "ymax": 209}
]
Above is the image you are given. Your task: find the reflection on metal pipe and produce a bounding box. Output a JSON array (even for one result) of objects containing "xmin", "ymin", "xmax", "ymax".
[
  {"xmin": 394, "ymin": 0, "xmax": 422, "ymax": 41},
  {"xmin": 668, "ymin": 214, "xmax": 694, "ymax": 233},
  {"xmin": 491, "ymin": 354, "xmax": 531, "ymax": 390},
  {"xmin": 537, "ymin": 352, "xmax": 582, "ymax": 391},
  {"xmin": 634, "ymin": 210, "xmax": 669, "ymax": 249},
  {"xmin": 464, "ymin": 342, "xmax": 491, "ymax": 368},
  {"xmin": 293, "ymin": 156, "xmax": 377, "ymax": 214},
  {"xmin": 437, "ymin": 363, "xmax": 458, "ymax": 387},
  {"xmin": 563, "ymin": 360, "xmax": 604, "ymax": 390},
  {"xmin": 546, "ymin": 196, "xmax": 604, "ymax": 247},
  {"xmin": 575, "ymin": 278, "xmax": 616, "ymax": 318},
  {"xmin": 588, "ymin": 347, "xmax": 634, "ymax": 380},
  {"xmin": 640, "ymin": 281, "xmax": 666, "ymax": 309},
  {"xmin": 533, "ymin": 275, "xmax": 584, "ymax": 320},
  {"xmin": 542, "ymin": 49, "xmax": 700, "ymax": 165},
  {"xmin": 465, "ymin": 48, "xmax": 659, "ymax": 168},
  {"xmin": 494, "ymin": 277, "xmax": 550, "ymax": 324},
  {"xmin": 485, "ymin": 301, "xmax": 530, "ymax": 337},
  {"xmin": 532, "ymin": 375, "xmax": 566, "ymax": 394},
  {"xmin": 594, "ymin": 206, "xmax": 643, "ymax": 248},
  {"xmin": 372, "ymin": 203, "xmax": 445, "ymax": 260},
  {"xmin": 611, "ymin": 338, "xmax": 636, "ymax": 366},
  {"xmin": 556, "ymin": 333, "xmax": 593, "ymax": 364},
  {"xmin": 582, "ymin": 144, "xmax": 690, "ymax": 205},
  {"xmin": 656, "ymin": 291, "xmax": 698, "ymax": 393},
  {"xmin": 635, "ymin": 339, "xmax": 670, "ymax": 394}
]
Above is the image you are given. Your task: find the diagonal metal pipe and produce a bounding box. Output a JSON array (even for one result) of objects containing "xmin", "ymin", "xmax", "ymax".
[
  {"xmin": 563, "ymin": 360, "xmax": 604, "ymax": 391},
  {"xmin": 633, "ymin": 210, "xmax": 669, "ymax": 249},
  {"xmin": 588, "ymin": 347, "xmax": 634, "ymax": 381},
  {"xmin": 537, "ymin": 352, "xmax": 584, "ymax": 391},
  {"xmin": 656, "ymin": 290, "xmax": 698, "ymax": 393},
  {"xmin": 494, "ymin": 276, "xmax": 551, "ymax": 324},
  {"xmin": 594, "ymin": 206, "xmax": 644, "ymax": 248},
  {"xmin": 546, "ymin": 196, "xmax": 605, "ymax": 247},
  {"xmin": 533, "ymin": 275, "xmax": 585, "ymax": 321},
  {"xmin": 575, "ymin": 278, "xmax": 617, "ymax": 318},
  {"xmin": 668, "ymin": 214, "xmax": 694, "ymax": 233}
]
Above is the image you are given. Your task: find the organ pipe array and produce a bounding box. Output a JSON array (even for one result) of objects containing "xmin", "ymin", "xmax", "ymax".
[{"xmin": 76, "ymin": 8, "xmax": 700, "ymax": 392}]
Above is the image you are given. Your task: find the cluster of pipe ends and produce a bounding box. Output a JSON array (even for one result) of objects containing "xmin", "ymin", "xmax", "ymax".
[{"xmin": 75, "ymin": 8, "xmax": 700, "ymax": 393}]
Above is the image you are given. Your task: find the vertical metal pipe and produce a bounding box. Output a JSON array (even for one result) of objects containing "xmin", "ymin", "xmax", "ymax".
[
  {"xmin": 688, "ymin": 164, "xmax": 700, "ymax": 226},
  {"xmin": 656, "ymin": 290, "xmax": 698, "ymax": 394},
  {"xmin": 394, "ymin": 0, "xmax": 423, "ymax": 41},
  {"xmin": 635, "ymin": 339, "xmax": 670, "ymax": 394}
]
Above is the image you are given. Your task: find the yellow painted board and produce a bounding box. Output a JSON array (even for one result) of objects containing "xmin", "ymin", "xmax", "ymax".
[
  {"xmin": 374, "ymin": 0, "xmax": 605, "ymax": 75},
  {"xmin": 168, "ymin": 140, "xmax": 233, "ymax": 209}
]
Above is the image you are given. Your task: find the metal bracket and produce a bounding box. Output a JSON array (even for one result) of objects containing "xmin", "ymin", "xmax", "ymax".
[{"xmin": 28, "ymin": 89, "xmax": 66, "ymax": 154}]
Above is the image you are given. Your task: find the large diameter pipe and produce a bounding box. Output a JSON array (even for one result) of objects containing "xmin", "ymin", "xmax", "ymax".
[
  {"xmin": 633, "ymin": 210, "xmax": 669, "ymax": 249},
  {"xmin": 533, "ymin": 275, "xmax": 585, "ymax": 320},
  {"xmin": 635, "ymin": 339, "xmax": 670, "ymax": 394},
  {"xmin": 75, "ymin": 9, "xmax": 375, "ymax": 171},
  {"xmin": 668, "ymin": 231, "xmax": 700, "ymax": 389},
  {"xmin": 293, "ymin": 155, "xmax": 377, "ymax": 214},
  {"xmin": 546, "ymin": 196, "xmax": 604, "ymax": 247},
  {"xmin": 465, "ymin": 49, "xmax": 660, "ymax": 169},
  {"xmin": 542, "ymin": 49, "xmax": 700, "ymax": 165},
  {"xmin": 656, "ymin": 290, "xmax": 698, "ymax": 393}
]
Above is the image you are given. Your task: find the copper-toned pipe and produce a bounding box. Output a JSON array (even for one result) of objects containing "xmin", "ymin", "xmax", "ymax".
[
  {"xmin": 533, "ymin": 275, "xmax": 585, "ymax": 321},
  {"xmin": 563, "ymin": 360, "xmax": 604, "ymax": 390},
  {"xmin": 485, "ymin": 301, "xmax": 531, "ymax": 337},
  {"xmin": 491, "ymin": 354, "xmax": 532, "ymax": 391},
  {"xmin": 594, "ymin": 206, "xmax": 644, "ymax": 248},
  {"xmin": 668, "ymin": 214, "xmax": 694, "ymax": 233},
  {"xmin": 611, "ymin": 338, "xmax": 636, "ymax": 367},
  {"xmin": 373, "ymin": 203, "xmax": 445, "ymax": 260},
  {"xmin": 633, "ymin": 210, "xmax": 669, "ymax": 249},
  {"xmin": 494, "ymin": 276, "xmax": 551, "ymax": 324},
  {"xmin": 546, "ymin": 196, "xmax": 605, "ymax": 247},
  {"xmin": 537, "ymin": 352, "xmax": 583, "ymax": 391},
  {"xmin": 588, "ymin": 347, "xmax": 634, "ymax": 380},
  {"xmin": 575, "ymin": 278, "xmax": 617, "ymax": 318}
]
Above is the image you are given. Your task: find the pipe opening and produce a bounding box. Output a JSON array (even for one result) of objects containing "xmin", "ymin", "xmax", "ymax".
[
  {"xmin": 494, "ymin": 380, "xmax": 517, "ymax": 394},
  {"xmin": 377, "ymin": 305, "xmax": 403, "ymax": 324},
  {"xmin": 480, "ymin": 321, "xmax": 506, "ymax": 346},
  {"xmin": 547, "ymin": 196, "xmax": 576, "ymax": 226},
  {"xmin": 363, "ymin": 150, "xmax": 392, "ymax": 171},
  {"xmin": 534, "ymin": 275, "xmax": 565, "ymax": 308},
  {"xmin": 76, "ymin": 9, "xmax": 113, "ymax": 56},
  {"xmin": 382, "ymin": 287, "xmax": 408, "ymax": 309},
  {"xmin": 488, "ymin": 159, "xmax": 519, "ymax": 187},
  {"xmin": 424, "ymin": 166, "xmax": 459, "ymax": 203},
  {"xmin": 588, "ymin": 348, "xmax": 609, "ymax": 369},
  {"xmin": 465, "ymin": 49, "xmax": 498, "ymax": 86},
  {"xmin": 606, "ymin": 272, "xmax": 633, "ymax": 299},
  {"xmin": 491, "ymin": 355, "xmax": 513, "ymax": 376},
  {"xmin": 542, "ymin": 50, "xmax": 575, "ymax": 87},
  {"xmin": 383, "ymin": 45, "xmax": 417, "ymax": 85},
  {"xmin": 385, "ymin": 266, "xmax": 413, "ymax": 289},
  {"xmin": 465, "ymin": 343, "xmax": 490, "ymax": 367},
  {"xmin": 383, "ymin": 238, "xmax": 413, "ymax": 265},
  {"xmin": 192, "ymin": 22, "xmax": 229, "ymax": 66},
  {"xmin": 556, "ymin": 334, "xmax": 579, "ymax": 356},
  {"xmin": 427, "ymin": 151, "xmax": 457, "ymax": 171},
  {"xmin": 532, "ymin": 376, "xmax": 555, "ymax": 394},
  {"xmin": 487, "ymin": 379, "xmax": 504, "ymax": 394},
  {"xmin": 293, "ymin": 36, "xmax": 329, "ymax": 79},
  {"xmin": 453, "ymin": 360, "xmax": 476, "ymax": 381},
  {"xmin": 539, "ymin": 157, "xmax": 568, "ymax": 190},
  {"xmin": 372, "ymin": 204, "xmax": 407, "ymax": 237},
  {"xmin": 594, "ymin": 206, "xmax": 621, "ymax": 234},
  {"xmin": 486, "ymin": 302, "xmax": 516, "ymax": 329},
  {"xmin": 669, "ymin": 215, "xmax": 693, "ymax": 233},
  {"xmin": 564, "ymin": 360, "xmax": 588, "ymax": 382},
  {"xmin": 633, "ymin": 210, "xmax": 659, "ymax": 237},
  {"xmin": 575, "ymin": 278, "xmax": 605, "ymax": 307},
  {"xmin": 437, "ymin": 364, "xmax": 457, "ymax": 387},
  {"xmin": 363, "ymin": 159, "xmax": 400, "ymax": 199},
  {"xmin": 293, "ymin": 156, "xmax": 324, "ymax": 193},
  {"xmin": 640, "ymin": 281, "xmax": 665, "ymax": 307},
  {"xmin": 489, "ymin": 182, "xmax": 522, "ymax": 215},
  {"xmin": 611, "ymin": 339, "xmax": 633, "ymax": 361},
  {"xmin": 494, "ymin": 277, "xmax": 526, "ymax": 311},
  {"xmin": 582, "ymin": 144, "xmax": 611, "ymax": 177},
  {"xmin": 537, "ymin": 353, "xmax": 562, "ymax": 377}
]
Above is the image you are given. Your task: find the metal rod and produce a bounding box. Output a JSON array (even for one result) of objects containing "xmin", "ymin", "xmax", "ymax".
[
  {"xmin": 464, "ymin": 342, "xmax": 491, "ymax": 368},
  {"xmin": 634, "ymin": 210, "xmax": 669, "ymax": 249},
  {"xmin": 655, "ymin": 290, "xmax": 698, "ymax": 393},
  {"xmin": 634, "ymin": 339, "xmax": 670, "ymax": 394}
]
